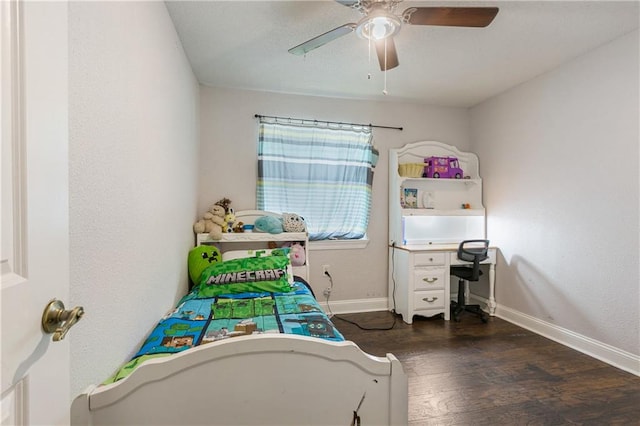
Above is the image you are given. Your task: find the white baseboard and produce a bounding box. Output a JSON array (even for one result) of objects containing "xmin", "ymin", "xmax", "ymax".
[
  {"xmin": 319, "ymin": 297, "xmax": 389, "ymax": 315},
  {"xmin": 496, "ymin": 304, "xmax": 640, "ymax": 377}
]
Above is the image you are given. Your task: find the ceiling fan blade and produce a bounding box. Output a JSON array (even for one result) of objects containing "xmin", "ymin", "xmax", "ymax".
[
  {"xmin": 334, "ymin": 0, "xmax": 359, "ymax": 7},
  {"xmin": 288, "ymin": 23, "xmax": 357, "ymax": 55},
  {"xmin": 403, "ymin": 7, "xmax": 499, "ymax": 27},
  {"xmin": 374, "ymin": 37, "xmax": 399, "ymax": 72}
]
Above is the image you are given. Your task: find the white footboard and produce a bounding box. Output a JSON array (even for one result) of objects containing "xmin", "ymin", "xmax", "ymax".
[{"xmin": 71, "ymin": 334, "xmax": 408, "ymax": 425}]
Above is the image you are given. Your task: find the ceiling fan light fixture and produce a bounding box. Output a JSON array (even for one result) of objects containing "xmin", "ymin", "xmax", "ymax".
[{"xmin": 356, "ymin": 12, "xmax": 401, "ymax": 40}]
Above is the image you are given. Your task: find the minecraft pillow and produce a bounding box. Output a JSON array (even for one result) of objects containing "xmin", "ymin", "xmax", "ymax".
[
  {"xmin": 222, "ymin": 248, "xmax": 294, "ymax": 284},
  {"xmin": 198, "ymin": 255, "xmax": 293, "ymax": 298}
]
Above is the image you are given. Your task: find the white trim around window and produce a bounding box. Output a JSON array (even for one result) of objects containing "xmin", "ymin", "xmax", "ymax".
[{"xmin": 308, "ymin": 236, "xmax": 370, "ymax": 250}]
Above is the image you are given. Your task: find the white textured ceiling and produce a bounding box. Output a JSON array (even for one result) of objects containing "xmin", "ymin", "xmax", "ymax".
[{"xmin": 165, "ymin": 1, "xmax": 639, "ymax": 107}]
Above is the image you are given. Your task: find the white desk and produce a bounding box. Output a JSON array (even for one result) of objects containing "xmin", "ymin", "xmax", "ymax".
[{"xmin": 388, "ymin": 243, "xmax": 497, "ymax": 323}]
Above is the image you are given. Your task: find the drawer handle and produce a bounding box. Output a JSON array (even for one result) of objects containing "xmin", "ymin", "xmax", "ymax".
[
  {"xmin": 422, "ymin": 277, "xmax": 438, "ymax": 283},
  {"xmin": 429, "ymin": 257, "xmax": 434, "ymax": 262},
  {"xmin": 422, "ymin": 297, "xmax": 438, "ymax": 303}
]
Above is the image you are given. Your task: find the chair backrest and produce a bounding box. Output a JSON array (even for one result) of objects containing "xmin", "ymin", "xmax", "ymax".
[{"xmin": 456, "ymin": 240, "xmax": 490, "ymax": 281}]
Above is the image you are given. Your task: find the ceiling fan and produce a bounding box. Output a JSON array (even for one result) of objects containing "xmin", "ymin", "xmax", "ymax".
[{"xmin": 288, "ymin": 0, "xmax": 499, "ymax": 71}]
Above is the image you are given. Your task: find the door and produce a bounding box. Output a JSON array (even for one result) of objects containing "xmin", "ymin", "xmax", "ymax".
[{"xmin": 1, "ymin": 1, "xmax": 71, "ymax": 425}]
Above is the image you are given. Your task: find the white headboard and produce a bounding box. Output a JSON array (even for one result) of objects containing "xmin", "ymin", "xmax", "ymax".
[{"xmin": 195, "ymin": 210, "xmax": 310, "ymax": 282}]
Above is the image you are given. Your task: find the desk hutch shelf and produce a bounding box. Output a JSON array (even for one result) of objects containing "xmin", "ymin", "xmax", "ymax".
[{"xmin": 389, "ymin": 141, "xmax": 485, "ymax": 246}]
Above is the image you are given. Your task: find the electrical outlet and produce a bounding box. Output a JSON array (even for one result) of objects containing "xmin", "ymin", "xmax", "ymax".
[
  {"xmin": 322, "ymin": 264, "xmax": 330, "ymax": 276},
  {"xmin": 323, "ymin": 288, "xmax": 331, "ymax": 298}
]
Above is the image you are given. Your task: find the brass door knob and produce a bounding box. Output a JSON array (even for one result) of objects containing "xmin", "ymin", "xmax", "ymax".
[{"xmin": 41, "ymin": 299, "xmax": 84, "ymax": 341}]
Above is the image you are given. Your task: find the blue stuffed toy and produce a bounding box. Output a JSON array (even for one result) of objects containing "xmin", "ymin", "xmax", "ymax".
[{"xmin": 254, "ymin": 216, "xmax": 283, "ymax": 234}]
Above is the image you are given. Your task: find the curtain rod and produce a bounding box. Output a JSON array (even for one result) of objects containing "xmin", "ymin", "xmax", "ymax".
[{"xmin": 254, "ymin": 114, "xmax": 403, "ymax": 131}]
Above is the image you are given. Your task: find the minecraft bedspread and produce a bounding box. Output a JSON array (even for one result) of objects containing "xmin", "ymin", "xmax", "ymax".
[{"xmin": 104, "ymin": 278, "xmax": 343, "ymax": 384}]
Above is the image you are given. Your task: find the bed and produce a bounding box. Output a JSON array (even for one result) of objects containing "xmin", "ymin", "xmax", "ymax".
[{"xmin": 71, "ymin": 210, "xmax": 408, "ymax": 425}]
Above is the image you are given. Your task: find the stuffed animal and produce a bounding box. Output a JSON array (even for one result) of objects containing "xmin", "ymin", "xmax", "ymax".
[
  {"xmin": 288, "ymin": 242, "xmax": 306, "ymax": 266},
  {"xmin": 254, "ymin": 215, "xmax": 283, "ymax": 234},
  {"xmin": 188, "ymin": 245, "xmax": 221, "ymax": 285},
  {"xmin": 282, "ymin": 213, "xmax": 306, "ymax": 232},
  {"xmin": 224, "ymin": 208, "xmax": 236, "ymax": 233},
  {"xmin": 204, "ymin": 204, "xmax": 226, "ymax": 239},
  {"xmin": 233, "ymin": 221, "xmax": 245, "ymax": 233},
  {"xmin": 213, "ymin": 197, "xmax": 238, "ymax": 233},
  {"xmin": 193, "ymin": 204, "xmax": 226, "ymax": 240}
]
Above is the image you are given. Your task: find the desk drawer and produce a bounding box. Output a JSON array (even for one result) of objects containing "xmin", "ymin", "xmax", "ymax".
[
  {"xmin": 413, "ymin": 252, "xmax": 446, "ymax": 266},
  {"xmin": 414, "ymin": 290, "xmax": 445, "ymax": 310},
  {"xmin": 414, "ymin": 268, "xmax": 445, "ymax": 291}
]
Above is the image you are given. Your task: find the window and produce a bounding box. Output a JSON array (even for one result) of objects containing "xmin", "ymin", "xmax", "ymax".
[{"xmin": 257, "ymin": 121, "xmax": 375, "ymax": 241}]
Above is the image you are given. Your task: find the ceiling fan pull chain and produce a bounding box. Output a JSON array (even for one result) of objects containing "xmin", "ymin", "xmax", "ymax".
[
  {"xmin": 367, "ymin": 36, "xmax": 372, "ymax": 80},
  {"xmin": 383, "ymin": 38, "xmax": 388, "ymax": 95}
]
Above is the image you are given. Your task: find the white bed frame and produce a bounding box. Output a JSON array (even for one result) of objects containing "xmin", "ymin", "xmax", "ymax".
[{"xmin": 71, "ymin": 210, "xmax": 408, "ymax": 425}]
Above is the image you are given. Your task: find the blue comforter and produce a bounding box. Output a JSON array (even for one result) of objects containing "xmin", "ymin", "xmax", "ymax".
[{"xmin": 105, "ymin": 278, "xmax": 343, "ymax": 383}]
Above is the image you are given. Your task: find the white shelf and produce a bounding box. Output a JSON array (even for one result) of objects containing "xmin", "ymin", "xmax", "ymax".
[
  {"xmin": 401, "ymin": 208, "xmax": 485, "ymax": 216},
  {"xmin": 399, "ymin": 177, "xmax": 480, "ymax": 186},
  {"xmin": 197, "ymin": 232, "xmax": 307, "ymax": 245}
]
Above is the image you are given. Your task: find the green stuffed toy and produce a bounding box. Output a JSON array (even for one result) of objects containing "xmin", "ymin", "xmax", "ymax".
[{"xmin": 188, "ymin": 245, "xmax": 222, "ymax": 285}]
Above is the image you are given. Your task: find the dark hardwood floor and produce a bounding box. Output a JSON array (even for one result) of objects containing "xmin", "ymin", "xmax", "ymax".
[{"xmin": 335, "ymin": 311, "xmax": 640, "ymax": 425}]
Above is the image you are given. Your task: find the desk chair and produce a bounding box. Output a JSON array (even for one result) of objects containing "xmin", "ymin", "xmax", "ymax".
[{"xmin": 450, "ymin": 240, "xmax": 490, "ymax": 323}]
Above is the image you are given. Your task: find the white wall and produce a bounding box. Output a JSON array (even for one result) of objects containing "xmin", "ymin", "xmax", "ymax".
[
  {"xmin": 68, "ymin": 2, "xmax": 200, "ymax": 398},
  {"xmin": 470, "ymin": 30, "xmax": 639, "ymax": 358},
  {"xmin": 199, "ymin": 86, "xmax": 469, "ymax": 300}
]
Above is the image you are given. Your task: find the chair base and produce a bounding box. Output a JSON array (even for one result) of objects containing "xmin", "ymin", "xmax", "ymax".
[
  {"xmin": 451, "ymin": 278, "xmax": 488, "ymax": 323},
  {"xmin": 450, "ymin": 301, "xmax": 488, "ymax": 323}
]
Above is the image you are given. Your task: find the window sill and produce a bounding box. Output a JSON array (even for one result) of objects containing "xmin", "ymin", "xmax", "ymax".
[{"xmin": 308, "ymin": 237, "xmax": 370, "ymax": 251}]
